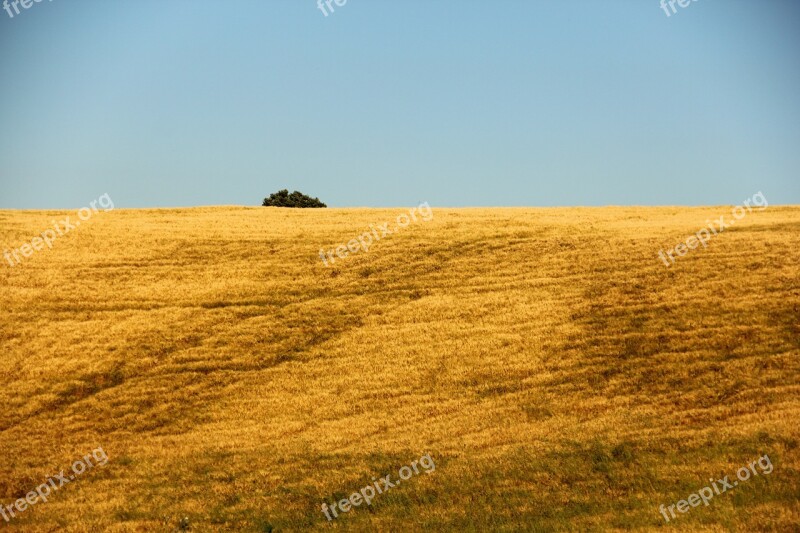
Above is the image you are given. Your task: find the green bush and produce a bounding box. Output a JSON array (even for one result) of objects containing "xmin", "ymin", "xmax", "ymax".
[{"xmin": 262, "ymin": 190, "xmax": 326, "ymax": 208}]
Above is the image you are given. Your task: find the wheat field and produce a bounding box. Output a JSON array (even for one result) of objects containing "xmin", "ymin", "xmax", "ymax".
[{"xmin": 1, "ymin": 206, "xmax": 798, "ymax": 532}]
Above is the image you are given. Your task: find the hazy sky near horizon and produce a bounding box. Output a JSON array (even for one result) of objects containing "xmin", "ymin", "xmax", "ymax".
[{"xmin": 1, "ymin": 0, "xmax": 798, "ymax": 208}]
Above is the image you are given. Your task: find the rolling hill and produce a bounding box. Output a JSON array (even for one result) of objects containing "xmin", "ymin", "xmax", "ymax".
[{"xmin": 1, "ymin": 205, "xmax": 798, "ymax": 531}]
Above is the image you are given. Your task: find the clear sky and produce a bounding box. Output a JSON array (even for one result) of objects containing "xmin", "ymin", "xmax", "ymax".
[{"xmin": 0, "ymin": 0, "xmax": 798, "ymax": 208}]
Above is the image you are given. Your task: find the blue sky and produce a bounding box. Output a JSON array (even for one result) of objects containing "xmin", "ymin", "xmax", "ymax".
[{"xmin": 0, "ymin": 0, "xmax": 798, "ymax": 208}]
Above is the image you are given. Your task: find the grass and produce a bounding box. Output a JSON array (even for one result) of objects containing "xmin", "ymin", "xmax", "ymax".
[{"xmin": 0, "ymin": 205, "xmax": 798, "ymax": 531}]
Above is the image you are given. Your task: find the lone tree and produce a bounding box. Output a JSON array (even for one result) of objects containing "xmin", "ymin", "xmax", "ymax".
[{"xmin": 262, "ymin": 189, "xmax": 327, "ymax": 208}]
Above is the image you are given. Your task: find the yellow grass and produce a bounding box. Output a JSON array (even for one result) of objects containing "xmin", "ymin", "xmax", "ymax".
[{"xmin": 1, "ymin": 206, "xmax": 798, "ymax": 532}]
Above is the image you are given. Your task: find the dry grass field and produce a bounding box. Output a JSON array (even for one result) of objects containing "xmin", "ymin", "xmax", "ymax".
[{"xmin": 1, "ymin": 205, "xmax": 798, "ymax": 532}]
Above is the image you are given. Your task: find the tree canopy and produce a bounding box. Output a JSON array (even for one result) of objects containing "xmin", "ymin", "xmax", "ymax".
[{"xmin": 262, "ymin": 190, "xmax": 327, "ymax": 208}]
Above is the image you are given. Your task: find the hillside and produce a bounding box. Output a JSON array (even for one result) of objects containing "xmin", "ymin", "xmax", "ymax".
[{"xmin": 1, "ymin": 206, "xmax": 798, "ymax": 531}]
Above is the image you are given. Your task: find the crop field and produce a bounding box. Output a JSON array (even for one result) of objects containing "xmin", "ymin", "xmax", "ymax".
[{"xmin": 1, "ymin": 206, "xmax": 799, "ymax": 532}]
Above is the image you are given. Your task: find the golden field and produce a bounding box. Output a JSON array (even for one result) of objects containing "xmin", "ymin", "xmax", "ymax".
[{"xmin": 0, "ymin": 205, "xmax": 798, "ymax": 532}]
